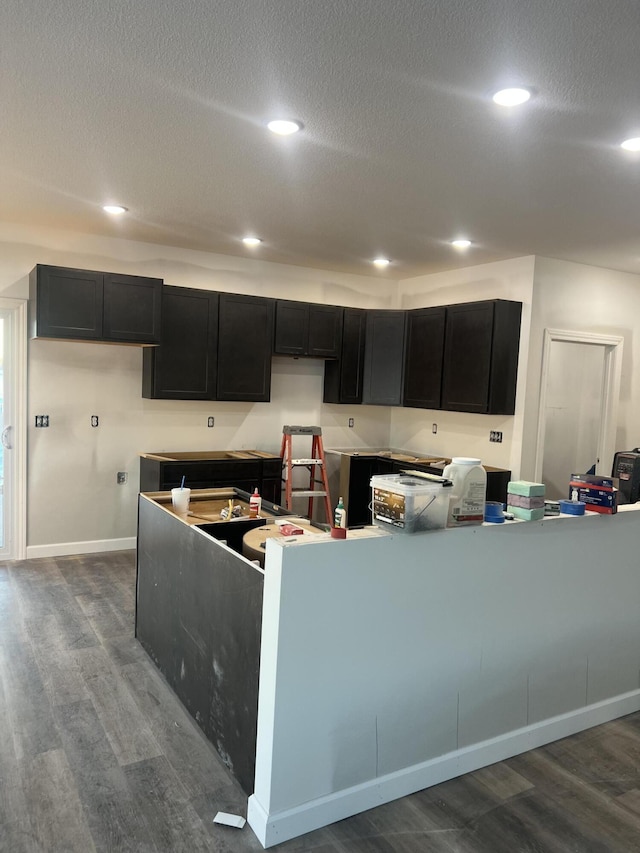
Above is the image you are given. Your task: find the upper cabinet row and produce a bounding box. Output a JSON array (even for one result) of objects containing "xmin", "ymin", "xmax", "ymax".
[
  {"xmin": 30, "ymin": 265, "xmax": 162, "ymax": 345},
  {"xmin": 325, "ymin": 300, "xmax": 521, "ymax": 415},
  {"xmin": 30, "ymin": 265, "xmax": 522, "ymax": 415}
]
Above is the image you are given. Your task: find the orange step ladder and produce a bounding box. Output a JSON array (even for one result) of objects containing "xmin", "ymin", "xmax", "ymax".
[{"xmin": 280, "ymin": 425, "xmax": 332, "ymax": 525}]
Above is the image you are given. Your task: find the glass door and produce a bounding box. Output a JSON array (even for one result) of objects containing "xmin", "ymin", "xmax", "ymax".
[{"xmin": 0, "ymin": 299, "xmax": 27, "ymax": 560}]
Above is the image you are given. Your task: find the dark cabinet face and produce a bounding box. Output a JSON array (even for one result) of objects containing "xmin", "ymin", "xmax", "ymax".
[
  {"xmin": 274, "ymin": 301, "xmax": 309, "ymax": 355},
  {"xmin": 103, "ymin": 274, "xmax": 162, "ymax": 343},
  {"xmin": 323, "ymin": 308, "xmax": 366, "ymax": 404},
  {"xmin": 217, "ymin": 294, "xmax": 274, "ymax": 401},
  {"xmin": 441, "ymin": 302, "xmax": 494, "ymax": 413},
  {"xmin": 274, "ymin": 301, "xmax": 342, "ymax": 357},
  {"xmin": 30, "ymin": 266, "xmax": 104, "ymax": 340},
  {"xmin": 139, "ymin": 456, "xmax": 282, "ymax": 505},
  {"xmin": 142, "ymin": 287, "xmax": 218, "ymax": 399},
  {"xmin": 30, "ymin": 265, "xmax": 162, "ymax": 344},
  {"xmin": 440, "ymin": 300, "xmax": 521, "ymax": 415},
  {"xmin": 344, "ymin": 456, "xmax": 395, "ymax": 526},
  {"xmin": 403, "ymin": 307, "xmax": 446, "ymax": 409},
  {"xmin": 307, "ymin": 305, "xmax": 343, "ymax": 357},
  {"xmin": 362, "ymin": 311, "xmax": 406, "ymax": 406}
]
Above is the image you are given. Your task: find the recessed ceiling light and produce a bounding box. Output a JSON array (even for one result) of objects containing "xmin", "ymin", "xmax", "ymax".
[
  {"xmin": 372, "ymin": 257, "xmax": 391, "ymax": 268},
  {"xmin": 492, "ymin": 88, "xmax": 531, "ymax": 107},
  {"xmin": 267, "ymin": 119, "xmax": 303, "ymax": 136},
  {"xmin": 451, "ymin": 239, "xmax": 472, "ymax": 249},
  {"xmin": 242, "ymin": 236, "xmax": 263, "ymax": 246},
  {"xmin": 621, "ymin": 137, "xmax": 640, "ymax": 151},
  {"xmin": 102, "ymin": 204, "xmax": 128, "ymax": 215}
]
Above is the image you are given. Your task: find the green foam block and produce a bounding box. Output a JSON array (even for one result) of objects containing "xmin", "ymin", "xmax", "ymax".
[
  {"xmin": 507, "ymin": 505, "xmax": 545, "ymax": 521},
  {"xmin": 507, "ymin": 480, "xmax": 545, "ymax": 497}
]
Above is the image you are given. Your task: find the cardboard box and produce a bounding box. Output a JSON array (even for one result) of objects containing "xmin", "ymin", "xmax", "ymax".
[{"xmin": 569, "ymin": 474, "xmax": 619, "ymax": 515}]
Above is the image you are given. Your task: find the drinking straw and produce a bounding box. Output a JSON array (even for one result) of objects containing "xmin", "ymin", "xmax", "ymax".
[{"xmin": 180, "ymin": 475, "xmax": 186, "ymax": 490}]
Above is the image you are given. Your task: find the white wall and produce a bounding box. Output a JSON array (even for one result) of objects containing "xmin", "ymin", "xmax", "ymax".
[
  {"xmin": 0, "ymin": 222, "xmax": 392, "ymax": 552},
  {"xmin": 520, "ymin": 256, "xmax": 640, "ymax": 479},
  {"xmin": 393, "ymin": 257, "xmax": 535, "ymax": 475},
  {"xmin": 250, "ymin": 509, "xmax": 640, "ymax": 846}
]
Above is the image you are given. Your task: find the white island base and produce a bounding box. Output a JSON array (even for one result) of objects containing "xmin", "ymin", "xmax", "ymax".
[{"xmin": 248, "ymin": 507, "xmax": 640, "ymax": 847}]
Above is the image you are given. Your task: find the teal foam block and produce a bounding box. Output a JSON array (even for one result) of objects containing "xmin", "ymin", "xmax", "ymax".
[
  {"xmin": 507, "ymin": 505, "xmax": 545, "ymax": 521},
  {"xmin": 507, "ymin": 480, "xmax": 545, "ymax": 498}
]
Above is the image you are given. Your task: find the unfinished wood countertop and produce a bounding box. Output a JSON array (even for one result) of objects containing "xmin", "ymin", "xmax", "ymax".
[{"xmin": 140, "ymin": 449, "xmax": 280, "ymax": 461}]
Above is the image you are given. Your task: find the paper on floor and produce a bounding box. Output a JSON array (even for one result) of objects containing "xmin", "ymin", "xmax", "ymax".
[{"xmin": 213, "ymin": 812, "xmax": 246, "ymax": 829}]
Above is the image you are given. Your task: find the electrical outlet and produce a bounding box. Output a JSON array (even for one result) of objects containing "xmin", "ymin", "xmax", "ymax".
[
  {"xmin": 432, "ymin": 423, "xmax": 438, "ymax": 434},
  {"xmin": 117, "ymin": 471, "xmax": 128, "ymax": 484},
  {"xmin": 207, "ymin": 416, "xmax": 215, "ymax": 428},
  {"xmin": 91, "ymin": 415, "xmax": 99, "ymax": 427},
  {"xmin": 35, "ymin": 415, "xmax": 50, "ymax": 427},
  {"xmin": 490, "ymin": 430, "xmax": 503, "ymax": 443},
  {"xmin": 348, "ymin": 417, "xmax": 354, "ymax": 428}
]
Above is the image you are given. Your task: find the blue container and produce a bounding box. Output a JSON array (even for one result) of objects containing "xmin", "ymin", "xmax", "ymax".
[{"xmin": 484, "ymin": 501, "xmax": 505, "ymax": 523}]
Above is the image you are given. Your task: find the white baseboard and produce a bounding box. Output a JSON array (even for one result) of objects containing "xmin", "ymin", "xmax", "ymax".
[
  {"xmin": 248, "ymin": 689, "xmax": 640, "ymax": 848},
  {"xmin": 26, "ymin": 537, "xmax": 136, "ymax": 559}
]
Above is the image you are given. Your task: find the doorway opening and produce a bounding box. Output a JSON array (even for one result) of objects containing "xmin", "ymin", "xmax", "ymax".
[
  {"xmin": 534, "ymin": 329, "xmax": 624, "ymax": 500},
  {"xmin": 0, "ymin": 299, "xmax": 27, "ymax": 560}
]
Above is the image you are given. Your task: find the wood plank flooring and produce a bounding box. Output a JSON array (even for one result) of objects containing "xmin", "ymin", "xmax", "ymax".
[{"xmin": 2, "ymin": 551, "xmax": 640, "ymax": 852}]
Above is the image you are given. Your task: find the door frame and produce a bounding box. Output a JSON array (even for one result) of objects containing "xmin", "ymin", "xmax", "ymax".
[
  {"xmin": 534, "ymin": 329, "xmax": 624, "ymax": 483},
  {"xmin": 0, "ymin": 298, "xmax": 28, "ymax": 560}
]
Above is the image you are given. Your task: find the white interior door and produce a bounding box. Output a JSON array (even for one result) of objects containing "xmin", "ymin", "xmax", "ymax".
[
  {"xmin": 541, "ymin": 342, "xmax": 605, "ymax": 499},
  {"xmin": 535, "ymin": 329, "xmax": 624, "ymax": 501},
  {"xmin": 0, "ymin": 299, "xmax": 27, "ymax": 560}
]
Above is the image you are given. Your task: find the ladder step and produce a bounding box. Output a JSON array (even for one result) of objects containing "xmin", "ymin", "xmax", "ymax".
[
  {"xmin": 290, "ymin": 489, "xmax": 328, "ymax": 498},
  {"xmin": 283, "ymin": 425, "xmax": 322, "ymax": 436},
  {"xmin": 291, "ymin": 458, "xmax": 323, "ymax": 466}
]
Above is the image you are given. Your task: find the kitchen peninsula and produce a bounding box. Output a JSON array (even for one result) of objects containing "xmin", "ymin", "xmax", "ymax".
[{"xmin": 137, "ymin": 490, "xmax": 640, "ymax": 848}]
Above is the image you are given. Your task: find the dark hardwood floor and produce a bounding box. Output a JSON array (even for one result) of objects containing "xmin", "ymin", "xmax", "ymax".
[{"xmin": 2, "ymin": 551, "xmax": 640, "ymax": 852}]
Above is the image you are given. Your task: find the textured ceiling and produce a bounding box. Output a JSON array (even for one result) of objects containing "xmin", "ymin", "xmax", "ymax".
[{"xmin": 2, "ymin": 0, "xmax": 640, "ymax": 279}]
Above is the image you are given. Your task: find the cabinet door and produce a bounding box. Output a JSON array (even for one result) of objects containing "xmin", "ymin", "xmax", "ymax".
[
  {"xmin": 441, "ymin": 302, "xmax": 494, "ymax": 413},
  {"xmin": 345, "ymin": 455, "xmax": 395, "ymax": 526},
  {"xmin": 29, "ymin": 265, "xmax": 103, "ymax": 340},
  {"xmin": 362, "ymin": 310, "xmax": 406, "ymax": 406},
  {"xmin": 403, "ymin": 307, "xmax": 445, "ymax": 409},
  {"xmin": 307, "ymin": 305, "xmax": 343, "ymax": 358},
  {"xmin": 323, "ymin": 308, "xmax": 366, "ymax": 404},
  {"xmin": 441, "ymin": 300, "xmax": 521, "ymax": 415},
  {"xmin": 103, "ymin": 273, "xmax": 162, "ymax": 344},
  {"xmin": 487, "ymin": 300, "xmax": 522, "ymax": 415},
  {"xmin": 217, "ymin": 294, "xmax": 274, "ymax": 401},
  {"xmin": 142, "ymin": 287, "xmax": 218, "ymax": 399},
  {"xmin": 274, "ymin": 301, "xmax": 309, "ymax": 355}
]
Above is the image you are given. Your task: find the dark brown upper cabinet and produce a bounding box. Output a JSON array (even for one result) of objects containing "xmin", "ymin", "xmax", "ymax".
[
  {"xmin": 274, "ymin": 300, "xmax": 343, "ymax": 358},
  {"xmin": 323, "ymin": 308, "xmax": 367, "ymax": 404},
  {"xmin": 217, "ymin": 293, "xmax": 274, "ymax": 402},
  {"xmin": 440, "ymin": 299, "xmax": 522, "ymax": 415},
  {"xmin": 142, "ymin": 286, "xmax": 219, "ymax": 400},
  {"xmin": 362, "ymin": 310, "xmax": 407, "ymax": 406},
  {"xmin": 29, "ymin": 264, "xmax": 162, "ymax": 345},
  {"xmin": 403, "ymin": 307, "xmax": 446, "ymax": 410}
]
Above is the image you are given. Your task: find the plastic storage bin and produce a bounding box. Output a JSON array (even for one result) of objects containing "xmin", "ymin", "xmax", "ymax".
[{"xmin": 370, "ymin": 474, "xmax": 450, "ymax": 533}]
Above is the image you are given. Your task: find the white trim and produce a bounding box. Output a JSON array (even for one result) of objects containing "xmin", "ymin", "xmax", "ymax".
[
  {"xmin": 25, "ymin": 536, "xmax": 136, "ymax": 559},
  {"xmin": 0, "ymin": 298, "xmax": 28, "ymax": 560},
  {"xmin": 248, "ymin": 688, "xmax": 640, "ymax": 848},
  {"xmin": 534, "ymin": 328, "xmax": 624, "ymax": 483}
]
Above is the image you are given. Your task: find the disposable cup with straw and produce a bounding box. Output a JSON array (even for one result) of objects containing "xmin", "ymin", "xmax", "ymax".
[{"xmin": 171, "ymin": 475, "xmax": 190, "ymax": 514}]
